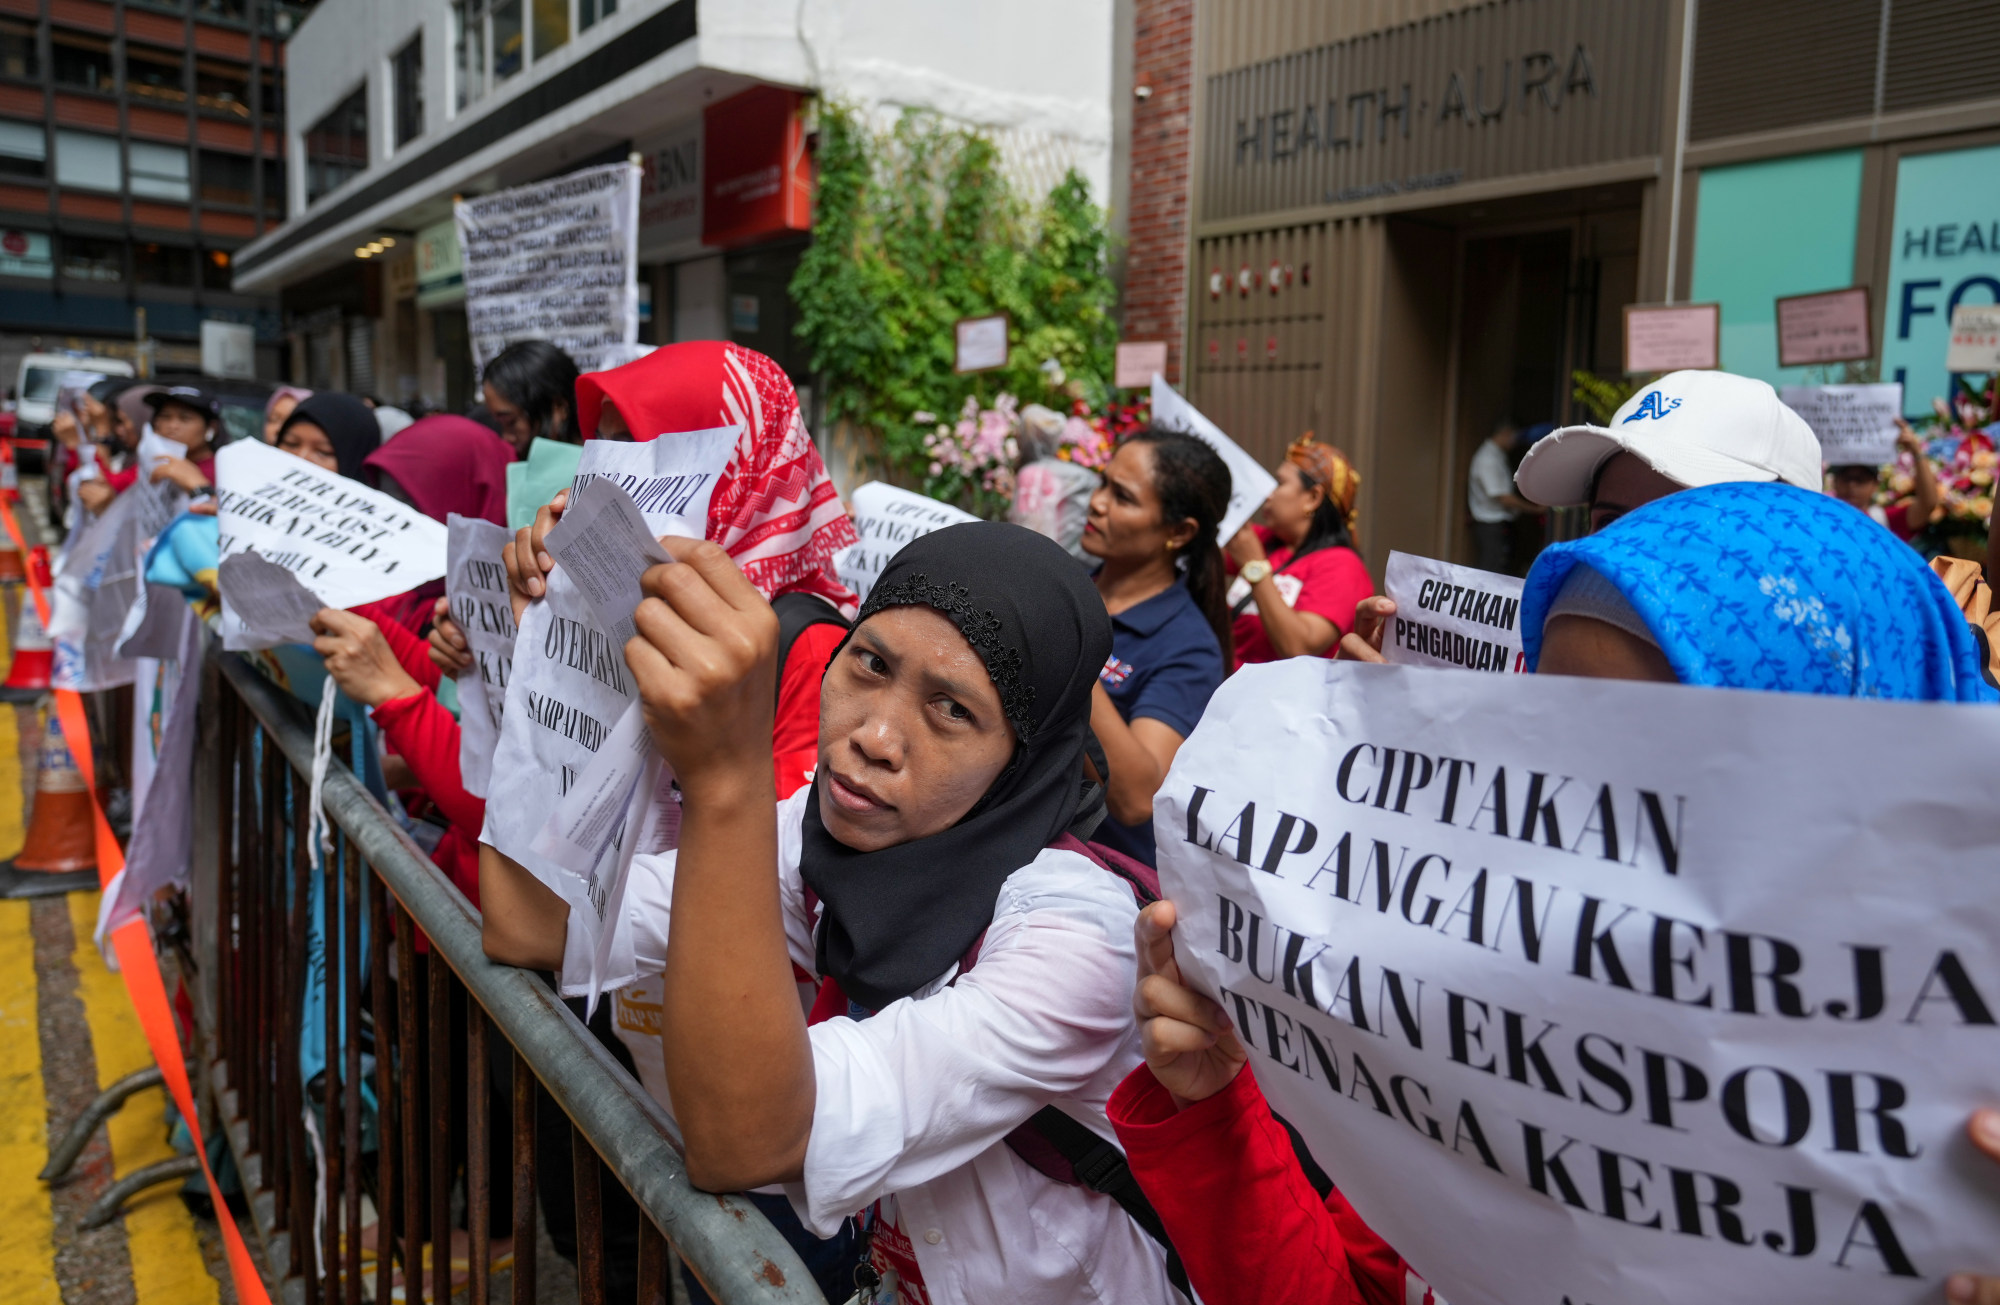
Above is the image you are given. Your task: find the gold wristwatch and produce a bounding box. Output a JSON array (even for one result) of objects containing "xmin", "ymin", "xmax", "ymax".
[{"xmin": 1241, "ymin": 559, "xmax": 1273, "ymax": 585}]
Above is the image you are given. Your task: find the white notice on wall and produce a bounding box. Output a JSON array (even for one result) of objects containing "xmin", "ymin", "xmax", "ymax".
[
  {"xmin": 456, "ymin": 160, "xmax": 642, "ymax": 375},
  {"xmin": 1380, "ymin": 551, "xmax": 1525, "ymax": 674},
  {"xmin": 213, "ymin": 440, "xmax": 448, "ymax": 650},
  {"xmin": 446, "ymin": 515, "xmax": 516, "ymax": 798},
  {"xmin": 833, "ymin": 482, "xmax": 977, "ymax": 605},
  {"xmin": 480, "ymin": 427, "xmax": 737, "ymax": 969},
  {"xmin": 1157, "ymin": 659, "xmax": 2000, "ymax": 1305},
  {"xmin": 1780, "ymin": 383, "xmax": 1904, "ymax": 466},
  {"xmin": 1150, "ymin": 377, "xmax": 1279, "ymax": 545}
]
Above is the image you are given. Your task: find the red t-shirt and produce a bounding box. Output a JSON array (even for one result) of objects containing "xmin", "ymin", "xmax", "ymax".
[{"xmin": 1230, "ymin": 527, "xmax": 1375, "ymax": 668}]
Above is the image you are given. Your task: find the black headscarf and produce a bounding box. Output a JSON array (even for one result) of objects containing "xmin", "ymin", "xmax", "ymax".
[
  {"xmin": 799, "ymin": 521, "xmax": 1112, "ymax": 1010},
  {"xmin": 278, "ymin": 392, "xmax": 381, "ymax": 480}
]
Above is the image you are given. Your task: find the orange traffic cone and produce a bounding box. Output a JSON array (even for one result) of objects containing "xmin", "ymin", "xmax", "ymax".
[
  {"xmin": 12, "ymin": 708, "xmax": 95, "ymax": 874},
  {"xmin": 0, "ymin": 549, "xmax": 52, "ymax": 701},
  {"xmin": 0, "ymin": 440, "xmax": 18, "ymax": 505}
]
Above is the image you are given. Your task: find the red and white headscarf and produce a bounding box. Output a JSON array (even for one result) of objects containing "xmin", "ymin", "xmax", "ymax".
[{"xmin": 577, "ymin": 342, "xmax": 859, "ymax": 618}]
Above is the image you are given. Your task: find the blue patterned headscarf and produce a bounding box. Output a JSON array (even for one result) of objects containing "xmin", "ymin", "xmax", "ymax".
[{"xmin": 1522, "ymin": 482, "xmax": 1998, "ymax": 703}]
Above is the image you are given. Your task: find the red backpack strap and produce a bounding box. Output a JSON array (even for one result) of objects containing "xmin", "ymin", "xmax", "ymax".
[{"xmin": 1048, "ymin": 831, "xmax": 1162, "ymax": 905}]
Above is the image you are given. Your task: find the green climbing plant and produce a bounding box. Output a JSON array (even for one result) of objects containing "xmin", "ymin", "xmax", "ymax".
[{"xmin": 791, "ymin": 102, "xmax": 1119, "ymax": 483}]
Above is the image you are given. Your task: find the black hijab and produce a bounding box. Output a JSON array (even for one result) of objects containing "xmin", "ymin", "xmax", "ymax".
[
  {"xmin": 278, "ymin": 392, "xmax": 381, "ymax": 481},
  {"xmin": 800, "ymin": 521, "xmax": 1111, "ymax": 1010}
]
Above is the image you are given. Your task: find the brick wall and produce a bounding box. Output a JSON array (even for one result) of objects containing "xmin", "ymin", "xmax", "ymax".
[{"xmin": 1122, "ymin": 0, "xmax": 1194, "ymax": 384}]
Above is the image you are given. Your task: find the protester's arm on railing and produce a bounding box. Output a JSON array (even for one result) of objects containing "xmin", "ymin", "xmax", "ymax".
[
  {"xmin": 478, "ymin": 843, "xmax": 569, "ymax": 969},
  {"xmin": 628, "ymin": 538, "xmax": 813, "ymax": 1193}
]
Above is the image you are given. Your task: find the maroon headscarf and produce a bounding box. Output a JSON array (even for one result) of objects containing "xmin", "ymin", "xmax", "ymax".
[
  {"xmin": 361, "ymin": 415, "xmax": 514, "ymax": 526},
  {"xmin": 358, "ymin": 416, "xmax": 515, "ymax": 634}
]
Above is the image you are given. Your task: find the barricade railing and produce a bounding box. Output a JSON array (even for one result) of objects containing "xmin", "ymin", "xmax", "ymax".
[{"xmin": 188, "ymin": 648, "xmax": 824, "ymax": 1305}]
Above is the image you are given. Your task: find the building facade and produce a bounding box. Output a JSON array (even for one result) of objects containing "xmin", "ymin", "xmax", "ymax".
[
  {"xmin": 1122, "ymin": 0, "xmax": 2000, "ymax": 572},
  {"xmin": 0, "ymin": 0, "xmax": 298, "ymax": 384},
  {"xmin": 235, "ymin": 0, "xmax": 1116, "ymax": 413}
]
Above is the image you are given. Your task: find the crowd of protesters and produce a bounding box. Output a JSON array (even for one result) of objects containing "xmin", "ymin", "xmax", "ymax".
[{"xmin": 42, "ymin": 330, "xmax": 2000, "ymax": 1305}]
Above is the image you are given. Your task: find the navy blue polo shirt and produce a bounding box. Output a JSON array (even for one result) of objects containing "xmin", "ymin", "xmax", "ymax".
[{"xmin": 1094, "ymin": 580, "xmax": 1225, "ymax": 866}]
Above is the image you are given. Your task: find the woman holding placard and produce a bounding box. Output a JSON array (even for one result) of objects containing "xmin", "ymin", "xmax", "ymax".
[{"xmin": 1226, "ymin": 435, "xmax": 1374, "ymax": 668}]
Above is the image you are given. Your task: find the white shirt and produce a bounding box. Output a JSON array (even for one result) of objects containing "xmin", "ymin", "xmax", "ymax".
[
  {"xmin": 1467, "ymin": 437, "xmax": 1518, "ymax": 523},
  {"xmin": 564, "ymin": 788, "xmax": 1179, "ymax": 1305}
]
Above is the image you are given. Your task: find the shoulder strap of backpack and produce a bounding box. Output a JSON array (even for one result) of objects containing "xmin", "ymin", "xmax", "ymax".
[
  {"xmin": 771, "ymin": 592, "xmax": 850, "ymax": 707},
  {"xmin": 1025, "ymin": 1106, "xmax": 1189, "ymax": 1294}
]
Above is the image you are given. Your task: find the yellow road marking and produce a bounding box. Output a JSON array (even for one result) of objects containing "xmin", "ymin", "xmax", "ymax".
[
  {"xmin": 0, "ymin": 897, "xmax": 59, "ymax": 1303},
  {"xmin": 69, "ymin": 890, "xmax": 222, "ymax": 1304},
  {"xmin": 0, "ymin": 698, "xmax": 21, "ymax": 864}
]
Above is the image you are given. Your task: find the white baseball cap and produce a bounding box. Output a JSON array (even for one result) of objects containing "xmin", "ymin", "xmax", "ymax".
[{"xmin": 1515, "ymin": 370, "xmax": 1823, "ymax": 508}]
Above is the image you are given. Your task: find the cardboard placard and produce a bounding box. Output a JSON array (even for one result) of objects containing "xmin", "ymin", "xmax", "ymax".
[
  {"xmin": 1775, "ymin": 287, "xmax": 1873, "ymax": 368},
  {"xmin": 1623, "ymin": 302, "xmax": 1720, "ymax": 374}
]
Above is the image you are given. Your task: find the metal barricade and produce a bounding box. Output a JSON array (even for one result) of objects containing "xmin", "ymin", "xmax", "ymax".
[{"xmin": 186, "ymin": 649, "xmax": 824, "ymax": 1305}]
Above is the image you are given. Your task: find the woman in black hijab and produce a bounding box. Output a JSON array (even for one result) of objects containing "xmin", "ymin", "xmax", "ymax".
[
  {"xmin": 593, "ymin": 520, "xmax": 1177, "ymax": 1301},
  {"xmin": 274, "ymin": 391, "xmax": 381, "ymax": 479}
]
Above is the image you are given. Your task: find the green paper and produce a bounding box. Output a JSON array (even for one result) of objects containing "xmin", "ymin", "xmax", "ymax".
[{"xmin": 506, "ymin": 437, "xmax": 585, "ymax": 529}]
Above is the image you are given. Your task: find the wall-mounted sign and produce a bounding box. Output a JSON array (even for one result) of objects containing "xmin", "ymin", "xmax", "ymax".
[
  {"xmin": 703, "ymin": 86, "xmax": 812, "ymax": 249},
  {"xmin": 1200, "ymin": 0, "xmax": 1668, "ymax": 221},
  {"xmin": 0, "ymin": 229, "xmax": 52, "ymax": 279},
  {"xmin": 1115, "ymin": 341, "xmax": 1169, "ymax": 387},
  {"xmin": 414, "ymin": 218, "xmax": 463, "ymax": 309},
  {"xmin": 1774, "ymin": 286, "xmax": 1872, "ymax": 367},
  {"xmin": 954, "ymin": 315, "xmax": 1009, "ymax": 374},
  {"xmin": 637, "ymin": 119, "xmax": 701, "ymax": 251},
  {"xmin": 1945, "ymin": 303, "xmax": 2000, "ymax": 374},
  {"xmin": 1882, "ymin": 142, "xmax": 2000, "ymax": 413},
  {"xmin": 1624, "ymin": 302, "xmax": 1719, "ymax": 374}
]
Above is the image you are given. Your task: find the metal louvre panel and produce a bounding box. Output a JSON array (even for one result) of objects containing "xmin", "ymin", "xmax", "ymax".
[
  {"xmin": 1688, "ymin": 0, "xmax": 1879, "ymax": 141},
  {"xmin": 1883, "ymin": 0, "xmax": 2000, "ymax": 113},
  {"xmin": 1200, "ymin": 0, "xmax": 1484, "ymax": 78},
  {"xmin": 1199, "ymin": 0, "xmax": 1668, "ymax": 226}
]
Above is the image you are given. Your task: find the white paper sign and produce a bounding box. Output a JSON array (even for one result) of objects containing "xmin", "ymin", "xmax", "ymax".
[
  {"xmin": 456, "ymin": 161, "xmax": 642, "ymax": 375},
  {"xmin": 540, "ymin": 475, "xmax": 673, "ymax": 649},
  {"xmin": 832, "ymin": 482, "xmax": 977, "ymax": 605},
  {"xmin": 214, "ymin": 440, "xmax": 448, "ymax": 650},
  {"xmin": 1150, "ymin": 377, "xmax": 1279, "ymax": 546},
  {"xmin": 480, "ymin": 428, "xmax": 736, "ymax": 974},
  {"xmin": 1780, "ymin": 383, "xmax": 1905, "ymax": 466},
  {"xmin": 1157, "ymin": 659, "xmax": 2000, "ymax": 1305},
  {"xmin": 1946, "ymin": 304, "xmax": 2000, "ymax": 374},
  {"xmin": 445, "ymin": 516, "xmax": 516, "ymax": 799},
  {"xmin": 1381, "ymin": 551, "xmax": 1526, "ymax": 675}
]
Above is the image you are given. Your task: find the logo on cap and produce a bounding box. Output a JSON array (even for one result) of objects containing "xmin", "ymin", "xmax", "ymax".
[{"xmin": 1622, "ymin": 391, "xmax": 1683, "ymax": 424}]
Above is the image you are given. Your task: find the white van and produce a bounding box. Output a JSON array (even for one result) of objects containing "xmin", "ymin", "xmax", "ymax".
[{"xmin": 11, "ymin": 351, "xmax": 135, "ymax": 432}]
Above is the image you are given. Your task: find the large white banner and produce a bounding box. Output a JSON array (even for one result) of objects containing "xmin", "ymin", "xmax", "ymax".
[
  {"xmin": 214, "ymin": 439, "xmax": 448, "ymax": 650},
  {"xmin": 833, "ymin": 482, "xmax": 977, "ymax": 605},
  {"xmin": 1150, "ymin": 377, "xmax": 1279, "ymax": 545},
  {"xmin": 1157, "ymin": 659, "xmax": 2000, "ymax": 1305},
  {"xmin": 456, "ymin": 161, "xmax": 641, "ymax": 375}
]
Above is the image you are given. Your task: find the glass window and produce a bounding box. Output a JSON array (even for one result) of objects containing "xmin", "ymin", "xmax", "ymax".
[
  {"xmin": 490, "ymin": 0, "xmax": 522, "ymax": 83},
  {"xmin": 54, "ymin": 130, "xmax": 121, "ymax": 191},
  {"xmin": 454, "ymin": 0, "xmax": 486, "ymax": 110},
  {"xmin": 392, "ymin": 36, "xmax": 423, "ymax": 147},
  {"xmin": 52, "ymin": 32, "xmax": 114, "ymax": 92},
  {"xmin": 0, "ymin": 120, "xmax": 45, "ymax": 181},
  {"xmin": 263, "ymin": 157, "xmax": 285, "ymax": 218},
  {"xmin": 130, "ymin": 141, "xmax": 190, "ymax": 200},
  {"xmin": 578, "ymin": 0, "xmax": 613, "ymax": 33},
  {"xmin": 195, "ymin": 60, "xmax": 251, "ymax": 118},
  {"xmin": 304, "ymin": 85, "xmax": 368, "ymax": 203},
  {"xmin": 0, "ymin": 19, "xmax": 38, "ymax": 80},
  {"xmin": 59, "ymin": 234, "xmax": 122, "ymax": 282},
  {"xmin": 133, "ymin": 241, "xmax": 195, "ymax": 286},
  {"xmin": 530, "ymin": 0, "xmax": 566, "ymax": 60},
  {"xmin": 202, "ymin": 247, "xmax": 232, "ymax": 291},
  {"xmin": 199, "ymin": 148, "xmax": 253, "ymax": 206},
  {"xmin": 127, "ymin": 45, "xmax": 187, "ymax": 106}
]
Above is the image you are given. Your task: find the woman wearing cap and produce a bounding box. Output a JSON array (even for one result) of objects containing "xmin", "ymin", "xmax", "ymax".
[
  {"xmin": 1225, "ymin": 435, "xmax": 1373, "ymax": 669},
  {"xmin": 144, "ymin": 385, "xmax": 222, "ymax": 495}
]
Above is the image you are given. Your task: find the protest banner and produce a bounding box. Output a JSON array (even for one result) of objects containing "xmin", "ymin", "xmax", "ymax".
[
  {"xmin": 213, "ymin": 439, "xmax": 448, "ymax": 650},
  {"xmin": 1381, "ymin": 551, "xmax": 1525, "ymax": 674},
  {"xmin": 1157, "ymin": 658, "xmax": 2000, "ymax": 1305},
  {"xmin": 455, "ymin": 160, "xmax": 641, "ymax": 375},
  {"xmin": 445, "ymin": 515, "xmax": 516, "ymax": 798},
  {"xmin": 1780, "ymin": 383, "xmax": 1905, "ymax": 466},
  {"xmin": 1946, "ymin": 304, "xmax": 2000, "ymax": 374},
  {"xmin": 834, "ymin": 482, "xmax": 978, "ymax": 605},
  {"xmin": 50, "ymin": 465, "xmax": 182, "ymax": 691},
  {"xmin": 480, "ymin": 427, "xmax": 736, "ymax": 996},
  {"xmin": 1150, "ymin": 377, "xmax": 1279, "ymax": 545},
  {"xmin": 1775, "ymin": 287, "xmax": 1873, "ymax": 368}
]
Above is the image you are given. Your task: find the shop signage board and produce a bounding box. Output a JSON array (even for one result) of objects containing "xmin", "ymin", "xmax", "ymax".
[
  {"xmin": 1779, "ymin": 383, "xmax": 1903, "ymax": 466},
  {"xmin": 414, "ymin": 217, "xmax": 463, "ymax": 309},
  {"xmin": 0, "ymin": 229, "xmax": 52, "ymax": 278},
  {"xmin": 1159, "ymin": 657, "xmax": 2000, "ymax": 1305},
  {"xmin": 954, "ymin": 315, "xmax": 1010, "ymax": 373},
  {"xmin": 1775, "ymin": 287, "xmax": 1873, "ymax": 367},
  {"xmin": 1945, "ymin": 304, "xmax": 2000, "ymax": 374},
  {"xmin": 1115, "ymin": 341, "xmax": 1170, "ymax": 388},
  {"xmin": 1882, "ymin": 142, "xmax": 2000, "ymax": 413},
  {"xmin": 636, "ymin": 119, "xmax": 701, "ymax": 252},
  {"xmin": 455, "ymin": 161, "xmax": 641, "ymax": 375},
  {"xmin": 1624, "ymin": 303, "xmax": 1719, "ymax": 374},
  {"xmin": 703, "ymin": 86, "xmax": 811, "ymax": 248}
]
